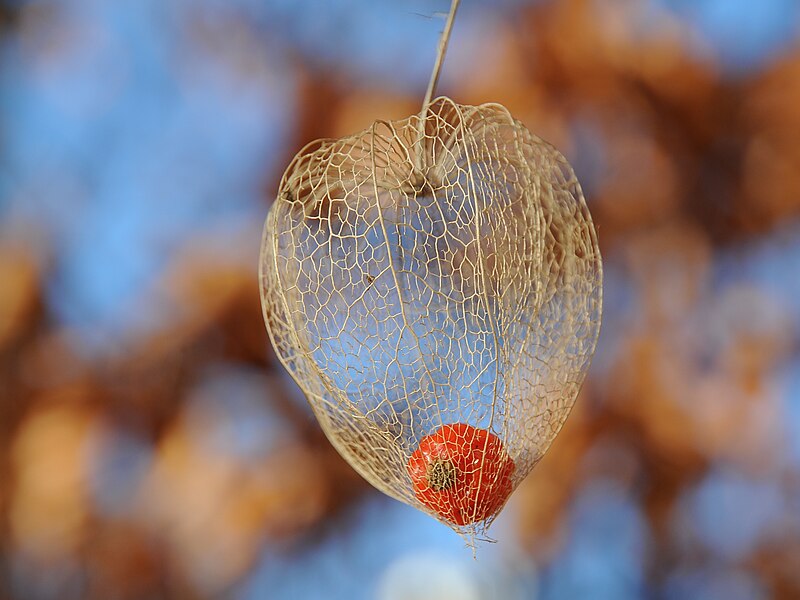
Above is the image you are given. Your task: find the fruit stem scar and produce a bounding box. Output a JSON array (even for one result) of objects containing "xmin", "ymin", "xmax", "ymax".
[{"xmin": 427, "ymin": 458, "xmax": 457, "ymax": 491}]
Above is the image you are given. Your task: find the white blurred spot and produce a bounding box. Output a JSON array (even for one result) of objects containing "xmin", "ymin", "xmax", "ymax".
[{"xmin": 377, "ymin": 552, "xmax": 480, "ymax": 600}]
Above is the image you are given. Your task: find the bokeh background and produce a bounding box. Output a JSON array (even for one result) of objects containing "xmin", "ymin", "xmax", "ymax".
[{"xmin": 1, "ymin": 0, "xmax": 800, "ymax": 598}]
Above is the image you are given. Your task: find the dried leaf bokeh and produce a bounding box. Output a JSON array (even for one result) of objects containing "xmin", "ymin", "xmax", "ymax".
[{"xmin": 2, "ymin": 0, "xmax": 800, "ymax": 598}]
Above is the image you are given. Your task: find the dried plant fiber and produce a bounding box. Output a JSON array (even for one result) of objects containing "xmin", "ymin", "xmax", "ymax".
[{"xmin": 259, "ymin": 97, "xmax": 602, "ymax": 541}]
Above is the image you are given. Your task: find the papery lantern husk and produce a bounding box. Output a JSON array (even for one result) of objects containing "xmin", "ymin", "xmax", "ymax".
[{"xmin": 259, "ymin": 97, "xmax": 602, "ymax": 542}]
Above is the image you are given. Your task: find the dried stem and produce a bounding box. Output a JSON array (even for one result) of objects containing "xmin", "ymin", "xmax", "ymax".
[
  {"xmin": 415, "ymin": 0, "xmax": 461, "ymax": 176},
  {"xmin": 422, "ymin": 0, "xmax": 461, "ymax": 112}
]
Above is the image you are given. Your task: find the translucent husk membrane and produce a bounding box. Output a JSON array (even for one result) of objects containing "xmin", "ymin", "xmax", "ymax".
[{"xmin": 259, "ymin": 97, "xmax": 602, "ymax": 545}]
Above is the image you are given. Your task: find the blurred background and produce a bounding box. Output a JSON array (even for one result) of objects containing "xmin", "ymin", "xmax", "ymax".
[{"xmin": 1, "ymin": 0, "xmax": 799, "ymax": 598}]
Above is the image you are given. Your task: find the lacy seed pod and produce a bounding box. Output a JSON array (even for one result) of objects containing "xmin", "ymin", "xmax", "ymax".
[{"xmin": 259, "ymin": 98, "xmax": 602, "ymax": 541}]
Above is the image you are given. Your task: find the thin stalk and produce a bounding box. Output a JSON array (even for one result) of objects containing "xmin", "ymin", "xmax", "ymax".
[
  {"xmin": 415, "ymin": 0, "xmax": 461, "ymax": 178},
  {"xmin": 422, "ymin": 0, "xmax": 461, "ymax": 111}
]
